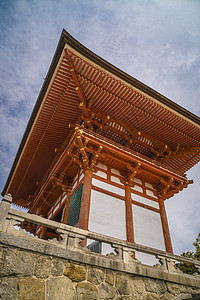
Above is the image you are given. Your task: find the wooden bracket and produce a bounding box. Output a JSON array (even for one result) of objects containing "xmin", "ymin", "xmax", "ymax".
[
  {"xmin": 90, "ymin": 145, "xmax": 103, "ymax": 169},
  {"xmin": 125, "ymin": 162, "xmax": 141, "ymax": 186}
]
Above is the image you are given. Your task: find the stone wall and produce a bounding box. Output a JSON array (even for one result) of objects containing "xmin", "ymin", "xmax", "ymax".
[
  {"xmin": 0, "ymin": 196, "xmax": 200, "ymax": 299},
  {"xmin": 1, "ymin": 243, "xmax": 200, "ymax": 300}
]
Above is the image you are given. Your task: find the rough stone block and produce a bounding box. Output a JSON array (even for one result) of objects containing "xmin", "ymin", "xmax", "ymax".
[
  {"xmin": 46, "ymin": 276, "xmax": 75, "ymax": 300},
  {"xmin": 76, "ymin": 282, "xmax": 98, "ymax": 300},
  {"xmin": 87, "ymin": 266, "xmax": 105, "ymax": 285},
  {"xmin": 116, "ymin": 273, "xmax": 145, "ymax": 298},
  {"xmin": 116, "ymin": 273, "xmax": 131, "ymax": 296},
  {"xmin": 52, "ymin": 257, "xmax": 64, "ymax": 276},
  {"xmin": 34, "ymin": 254, "xmax": 52, "ymax": 278},
  {"xmin": 0, "ymin": 277, "xmax": 19, "ymax": 300},
  {"xmin": 105, "ymin": 269, "xmax": 115, "ymax": 285},
  {"xmin": 159, "ymin": 291, "xmax": 174, "ymax": 299},
  {"xmin": 0, "ymin": 246, "xmax": 4, "ymax": 271},
  {"xmin": 143, "ymin": 292, "xmax": 160, "ymax": 300},
  {"xmin": 166, "ymin": 282, "xmax": 191, "ymax": 296},
  {"xmin": 18, "ymin": 277, "xmax": 45, "ymax": 300},
  {"xmin": 131, "ymin": 276, "xmax": 145, "ymax": 295},
  {"xmin": 1, "ymin": 248, "xmax": 35, "ymax": 277},
  {"xmin": 98, "ymin": 282, "xmax": 116, "ymax": 299},
  {"xmin": 64, "ymin": 262, "xmax": 86, "ymax": 282},
  {"xmin": 144, "ymin": 278, "xmax": 167, "ymax": 295}
]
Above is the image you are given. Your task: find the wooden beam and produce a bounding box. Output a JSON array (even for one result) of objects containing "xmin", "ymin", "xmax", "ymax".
[
  {"xmin": 78, "ymin": 169, "xmax": 93, "ymax": 230},
  {"xmin": 62, "ymin": 192, "xmax": 71, "ymax": 224},
  {"xmin": 29, "ymin": 136, "xmax": 78, "ymax": 213},
  {"xmin": 125, "ymin": 183, "xmax": 135, "ymax": 244},
  {"xmin": 158, "ymin": 197, "xmax": 173, "ymax": 253},
  {"xmin": 64, "ymin": 49, "xmax": 89, "ymax": 118},
  {"xmin": 89, "ymin": 107, "xmax": 171, "ymax": 154},
  {"xmin": 40, "ymin": 226, "xmax": 47, "ymax": 240}
]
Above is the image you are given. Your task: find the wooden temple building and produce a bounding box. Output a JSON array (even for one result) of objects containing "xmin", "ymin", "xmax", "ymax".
[{"xmin": 2, "ymin": 30, "xmax": 200, "ymax": 255}]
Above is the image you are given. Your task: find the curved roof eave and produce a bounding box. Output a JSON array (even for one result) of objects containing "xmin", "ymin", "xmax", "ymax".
[{"xmin": 2, "ymin": 29, "xmax": 200, "ymax": 197}]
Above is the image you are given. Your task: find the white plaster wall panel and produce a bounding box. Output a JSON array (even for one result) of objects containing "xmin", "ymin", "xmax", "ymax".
[
  {"xmin": 92, "ymin": 178, "xmax": 125, "ymax": 196},
  {"xmin": 73, "ymin": 180, "xmax": 77, "ymax": 189},
  {"xmin": 89, "ymin": 190, "xmax": 126, "ymax": 241},
  {"xmin": 74, "ymin": 174, "xmax": 78, "ymax": 182},
  {"xmin": 96, "ymin": 163, "xmax": 107, "ymax": 171},
  {"xmin": 79, "ymin": 173, "xmax": 84, "ymax": 181},
  {"xmin": 132, "ymin": 204, "xmax": 165, "ymax": 250},
  {"xmin": 111, "ymin": 168, "xmax": 121, "ymax": 176},
  {"xmin": 131, "ymin": 193, "xmax": 159, "ymax": 209},
  {"xmin": 146, "ymin": 190, "xmax": 157, "ymax": 198},
  {"xmin": 96, "ymin": 170, "xmax": 107, "ymax": 178},
  {"xmin": 145, "ymin": 182, "xmax": 155, "ymax": 190},
  {"xmin": 132, "ymin": 185, "xmax": 143, "ymax": 193},
  {"xmin": 111, "ymin": 176, "xmax": 122, "ymax": 184},
  {"xmin": 133, "ymin": 178, "xmax": 142, "ymax": 185},
  {"xmin": 61, "ymin": 194, "xmax": 67, "ymax": 204}
]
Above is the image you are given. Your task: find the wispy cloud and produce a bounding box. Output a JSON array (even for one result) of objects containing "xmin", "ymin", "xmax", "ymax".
[{"xmin": 0, "ymin": 0, "xmax": 200, "ymax": 254}]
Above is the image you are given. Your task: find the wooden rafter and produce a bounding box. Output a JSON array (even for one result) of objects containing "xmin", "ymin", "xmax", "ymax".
[{"xmin": 64, "ymin": 49, "xmax": 89, "ymax": 118}]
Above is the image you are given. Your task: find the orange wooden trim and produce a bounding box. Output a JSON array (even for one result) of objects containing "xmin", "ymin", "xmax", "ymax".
[
  {"xmin": 92, "ymin": 184, "xmax": 159, "ymax": 213},
  {"xmin": 92, "ymin": 174, "xmax": 125, "ymax": 189},
  {"xmin": 107, "ymin": 165, "xmax": 111, "ymax": 181},
  {"xmin": 79, "ymin": 127, "xmax": 186, "ymax": 180},
  {"xmin": 64, "ymin": 49, "xmax": 89, "ymax": 118},
  {"xmin": 158, "ymin": 198, "xmax": 173, "ymax": 253},
  {"xmin": 70, "ymin": 179, "xmax": 84, "ymax": 196},
  {"xmin": 46, "ymin": 231, "xmax": 59, "ymax": 239},
  {"xmin": 132, "ymin": 200, "xmax": 160, "ymax": 213},
  {"xmin": 125, "ymin": 184, "xmax": 135, "ymax": 243},
  {"xmin": 93, "ymin": 174, "xmax": 159, "ymax": 202},
  {"xmin": 130, "ymin": 187, "xmax": 159, "ymax": 203},
  {"xmin": 40, "ymin": 226, "xmax": 47, "ymax": 240},
  {"xmin": 92, "ymin": 185, "xmax": 125, "ymax": 201},
  {"xmin": 62, "ymin": 194, "xmax": 70, "ymax": 224},
  {"xmin": 78, "ymin": 169, "xmax": 93, "ymax": 230}
]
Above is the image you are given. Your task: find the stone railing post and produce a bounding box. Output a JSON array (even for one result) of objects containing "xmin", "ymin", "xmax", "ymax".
[
  {"xmin": 0, "ymin": 194, "xmax": 12, "ymax": 232},
  {"xmin": 156, "ymin": 255, "xmax": 178, "ymax": 273}
]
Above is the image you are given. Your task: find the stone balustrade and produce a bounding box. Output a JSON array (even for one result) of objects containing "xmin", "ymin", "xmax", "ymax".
[
  {"xmin": 0, "ymin": 194, "xmax": 200, "ymax": 299},
  {"xmin": 1, "ymin": 194, "xmax": 200, "ymax": 273}
]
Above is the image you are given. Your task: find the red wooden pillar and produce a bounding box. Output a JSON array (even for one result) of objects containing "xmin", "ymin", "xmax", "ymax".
[
  {"xmin": 159, "ymin": 198, "xmax": 173, "ymax": 253},
  {"xmin": 62, "ymin": 193, "xmax": 71, "ymax": 224},
  {"xmin": 78, "ymin": 169, "xmax": 93, "ymax": 230},
  {"xmin": 40, "ymin": 226, "xmax": 47, "ymax": 240},
  {"xmin": 125, "ymin": 183, "xmax": 135, "ymax": 243}
]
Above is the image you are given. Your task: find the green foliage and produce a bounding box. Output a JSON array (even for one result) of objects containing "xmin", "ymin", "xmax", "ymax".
[{"xmin": 177, "ymin": 233, "xmax": 200, "ymax": 275}]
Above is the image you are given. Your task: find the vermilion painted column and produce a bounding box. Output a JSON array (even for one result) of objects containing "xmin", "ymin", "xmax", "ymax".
[
  {"xmin": 78, "ymin": 169, "xmax": 93, "ymax": 230},
  {"xmin": 40, "ymin": 226, "xmax": 47, "ymax": 240},
  {"xmin": 125, "ymin": 184, "xmax": 135, "ymax": 243},
  {"xmin": 159, "ymin": 198, "xmax": 173, "ymax": 253},
  {"xmin": 62, "ymin": 194, "xmax": 71, "ymax": 224}
]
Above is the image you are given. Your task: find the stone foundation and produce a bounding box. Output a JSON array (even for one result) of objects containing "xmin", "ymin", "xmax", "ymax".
[
  {"xmin": 0, "ymin": 197, "xmax": 200, "ymax": 299},
  {"xmin": 0, "ymin": 244, "xmax": 200, "ymax": 300}
]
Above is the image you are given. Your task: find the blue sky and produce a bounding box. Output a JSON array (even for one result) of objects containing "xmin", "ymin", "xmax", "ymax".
[{"xmin": 0, "ymin": 0, "xmax": 200, "ymax": 255}]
